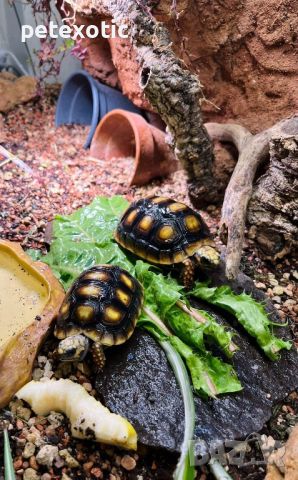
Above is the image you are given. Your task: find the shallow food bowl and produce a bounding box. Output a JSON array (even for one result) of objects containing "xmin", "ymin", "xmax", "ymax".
[{"xmin": 0, "ymin": 240, "xmax": 65, "ymax": 408}]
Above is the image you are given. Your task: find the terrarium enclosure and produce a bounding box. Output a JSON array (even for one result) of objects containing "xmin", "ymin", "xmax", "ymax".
[{"xmin": 0, "ymin": 1, "xmax": 297, "ymax": 479}]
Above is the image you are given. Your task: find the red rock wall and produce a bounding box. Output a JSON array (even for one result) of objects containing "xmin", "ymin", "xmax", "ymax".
[{"xmin": 74, "ymin": 0, "xmax": 297, "ymax": 132}]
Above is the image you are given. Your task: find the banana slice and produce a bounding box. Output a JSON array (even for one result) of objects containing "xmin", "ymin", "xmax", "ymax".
[{"xmin": 17, "ymin": 379, "xmax": 137, "ymax": 450}]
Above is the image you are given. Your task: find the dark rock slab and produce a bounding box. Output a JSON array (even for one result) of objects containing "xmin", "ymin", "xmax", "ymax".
[
  {"xmin": 96, "ymin": 329, "xmax": 185, "ymax": 451},
  {"xmin": 96, "ymin": 265, "xmax": 298, "ymax": 452}
]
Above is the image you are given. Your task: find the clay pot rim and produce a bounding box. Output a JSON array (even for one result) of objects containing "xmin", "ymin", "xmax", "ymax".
[{"xmin": 93, "ymin": 108, "xmax": 153, "ymax": 182}]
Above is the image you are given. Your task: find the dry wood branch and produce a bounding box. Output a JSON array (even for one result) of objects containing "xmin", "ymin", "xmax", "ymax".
[
  {"xmin": 64, "ymin": 0, "xmax": 219, "ymax": 204},
  {"xmin": 205, "ymin": 116, "xmax": 298, "ymax": 279}
]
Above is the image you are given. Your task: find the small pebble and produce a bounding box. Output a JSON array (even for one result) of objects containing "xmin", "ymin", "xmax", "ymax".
[
  {"xmin": 29, "ymin": 456, "xmax": 39, "ymax": 471},
  {"xmin": 272, "ymin": 296, "xmax": 281, "ymax": 304},
  {"xmin": 61, "ymin": 474, "xmax": 72, "ymax": 480},
  {"xmin": 17, "ymin": 407, "xmax": 32, "ymax": 421},
  {"xmin": 37, "ymin": 356, "xmax": 47, "ymax": 365},
  {"xmin": 13, "ymin": 458, "xmax": 23, "ymax": 470},
  {"xmin": 32, "ymin": 368, "xmax": 44, "ymax": 381},
  {"xmin": 23, "ymin": 468, "xmax": 40, "ymax": 480},
  {"xmin": 83, "ymin": 461, "xmax": 94, "ymax": 473},
  {"xmin": 16, "ymin": 419, "xmax": 24, "ymax": 430},
  {"xmin": 36, "ymin": 445, "xmax": 58, "ymax": 468},
  {"xmin": 59, "ymin": 449, "xmax": 80, "ymax": 468},
  {"xmin": 47, "ymin": 412, "xmax": 64, "ymax": 428},
  {"xmin": 90, "ymin": 467, "xmax": 103, "ymax": 478},
  {"xmin": 120, "ymin": 455, "xmax": 137, "ymax": 471},
  {"xmin": 41, "ymin": 474, "xmax": 51, "ymax": 480},
  {"xmin": 23, "ymin": 442, "xmax": 36, "ymax": 459},
  {"xmin": 273, "ymin": 286, "xmax": 284, "ymax": 296},
  {"xmin": 82, "ymin": 382, "xmax": 93, "ymax": 392},
  {"xmin": 54, "ymin": 455, "xmax": 65, "ymax": 469}
]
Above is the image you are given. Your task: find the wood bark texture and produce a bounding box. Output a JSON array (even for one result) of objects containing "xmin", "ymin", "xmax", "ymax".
[
  {"xmin": 63, "ymin": 0, "xmax": 219, "ymax": 204},
  {"xmin": 206, "ymin": 116, "xmax": 298, "ymax": 279}
]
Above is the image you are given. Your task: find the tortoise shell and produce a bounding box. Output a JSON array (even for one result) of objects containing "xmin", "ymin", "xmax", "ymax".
[
  {"xmin": 55, "ymin": 265, "xmax": 143, "ymax": 347},
  {"xmin": 115, "ymin": 196, "xmax": 211, "ymax": 265}
]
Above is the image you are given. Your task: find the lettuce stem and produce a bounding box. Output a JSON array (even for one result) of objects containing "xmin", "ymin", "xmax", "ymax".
[
  {"xmin": 209, "ymin": 458, "xmax": 233, "ymax": 480},
  {"xmin": 4, "ymin": 428, "xmax": 16, "ymax": 480},
  {"xmin": 143, "ymin": 306, "xmax": 196, "ymax": 480}
]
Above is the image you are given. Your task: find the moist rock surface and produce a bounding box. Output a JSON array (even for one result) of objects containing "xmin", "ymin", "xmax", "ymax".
[{"xmin": 96, "ymin": 267, "xmax": 298, "ymax": 452}]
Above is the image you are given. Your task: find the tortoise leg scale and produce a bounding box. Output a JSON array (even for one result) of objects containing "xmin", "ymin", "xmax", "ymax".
[
  {"xmin": 181, "ymin": 258, "xmax": 195, "ymax": 289},
  {"xmin": 91, "ymin": 342, "xmax": 106, "ymax": 370}
]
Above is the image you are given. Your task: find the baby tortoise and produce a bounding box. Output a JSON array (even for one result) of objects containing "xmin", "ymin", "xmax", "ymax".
[
  {"xmin": 115, "ymin": 196, "xmax": 220, "ymax": 288},
  {"xmin": 55, "ymin": 265, "xmax": 143, "ymax": 369}
]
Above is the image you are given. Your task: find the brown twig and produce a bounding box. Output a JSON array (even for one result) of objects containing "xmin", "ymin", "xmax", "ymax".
[{"xmin": 205, "ymin": 116, "xmax": 298, "ymax": 279}]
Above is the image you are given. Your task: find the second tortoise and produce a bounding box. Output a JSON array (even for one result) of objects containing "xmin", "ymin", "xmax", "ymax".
[
  {"xmin": 55, "ymin": 265, "xmax": 143, "ymax": 369},
  {"xmin": 115, "ymin": 196, "xmax": 220, "ymax": 288}
]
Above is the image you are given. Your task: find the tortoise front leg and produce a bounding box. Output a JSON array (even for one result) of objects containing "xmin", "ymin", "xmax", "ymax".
[
  {"xmin": 181, "ymin": 258, "xmax": 196, "ymax": 289},
  {"xmin": 91, "ymin": 342, "xmax": 106, "ymax": 370}
]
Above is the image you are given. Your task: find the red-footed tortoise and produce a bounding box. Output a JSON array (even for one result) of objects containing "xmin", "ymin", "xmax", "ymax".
[
  {"xmin": 115, "ymin": 196, "xmax": 220, "ymax": 288},
  {"xmin": 55, "ymin": 265, "xmax": 143, "ymax": 369}
]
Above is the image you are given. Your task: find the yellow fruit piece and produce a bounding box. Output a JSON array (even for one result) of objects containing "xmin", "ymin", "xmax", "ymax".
[{"xmin": 17, "ymin": 379, "xmax": 137, "ymax": 450}]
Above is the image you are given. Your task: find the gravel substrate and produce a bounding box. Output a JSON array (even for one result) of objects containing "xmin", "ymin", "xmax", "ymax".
[{"xmin": 0, "ymin": 92, "xmax": 297, "ymax": 480}]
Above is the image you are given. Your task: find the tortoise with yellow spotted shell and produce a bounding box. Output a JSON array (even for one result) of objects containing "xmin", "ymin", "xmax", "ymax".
[
  {"xmin": 115, "ymin": 196, "xmax": 220, "ymax": 288},
  {"xmin": 54, "ymin": 265, "xmax": 143, "ymax": 369}
]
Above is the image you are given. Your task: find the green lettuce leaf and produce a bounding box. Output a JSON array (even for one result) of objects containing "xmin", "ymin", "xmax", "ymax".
[
  {"xmin": 135, "ymin": 261, "xmax": 237, "ymax": 359},
  {"xmin": 169, "ymin": 336, "xmax": 242, "ymax": 398},
  {"xmin": 36, "ymin": 196, "xmax": 134, "ymax": 289},
  {"xmin": 191, "ymin": 283, "xmax": 292, "ymax": 360},
  {"xmin": 53, "ymin": 195, "xmax": 129, "ymax": 245},
  {"xmin": 136, "ymin": 263, "xmax": 242, "ymax": 396}
]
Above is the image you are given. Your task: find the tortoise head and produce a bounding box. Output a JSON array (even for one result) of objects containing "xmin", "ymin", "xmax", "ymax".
[
  {"xmin": 195, "ymin": 245, "xmax": 220, "ymax": 269},
  {"xmin": 57, "ymin": 334, "xmax": 90, "ymax": 362}
]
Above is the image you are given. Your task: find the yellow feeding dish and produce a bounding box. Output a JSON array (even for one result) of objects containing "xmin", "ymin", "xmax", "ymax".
[{"xmin": 0, "ymin": 240, "xmax": 64, "ymax": 408}]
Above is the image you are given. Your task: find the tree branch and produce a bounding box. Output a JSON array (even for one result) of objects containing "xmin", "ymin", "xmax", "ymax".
[
  {"xmin": 64, "ymin": 0, "xmax": 219, "ymax": 204},
  {"xmin": 206, "ymin": 116, "xmax": 298, "ymax": 279}
]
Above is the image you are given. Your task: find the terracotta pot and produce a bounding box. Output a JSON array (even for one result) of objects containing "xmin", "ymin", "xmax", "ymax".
[{"xmin": 90, "ymin": 109, "xmax": 178, "ymax": 186}]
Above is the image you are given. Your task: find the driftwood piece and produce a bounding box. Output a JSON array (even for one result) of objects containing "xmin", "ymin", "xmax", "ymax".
[
  {"xmin": 64, "ymin": 0, "xmax": 219, "ymax": 204},
  {"xmin": 205, "ymin": 116, "xmax": 298, "ymax": 279},
  {"xmin": 248, "ymin": 135, "xmax": 298, "ymax": 261}
]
